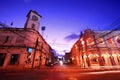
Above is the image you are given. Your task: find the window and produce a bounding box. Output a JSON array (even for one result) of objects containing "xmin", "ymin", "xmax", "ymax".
[
  {"xmin": 91, "ymin": 58, "xmax": 98, "ymax": 62},
  {"xmin": 107, "ymin": 38, "xmax": 113, "ymax": 44},
  {"xmin": 9, "ymin": 54, "xmax": 19, "ymax": 65},
  {"xmin": 0, "ymin": 36, "xmax": 6, "ymax": 43},
  {"xmin": 0, "ymin": 36, "xmax": 12, "ymax": 43},
  {"xmin": 89, "ymin": 54, "xmax": 98, "ymax": 63},
  {"xmin": 32, "ymin": 15, "xmax": 38, "ymax": 21},
  {"xmin": 0, "ymin": 53, "xmax": 6, "ymax": 66},
  {"xmin": 117, "ymin": 56, "xmax": 120, "ymax": 62},
  {"xmin": 31, "ymin": 24, "xmax": 35, "ymax": 30},
  {"xmin": 4, "ymin": 36, "xmax": 9, "ymax": 43},
  {"xmin": 102, "ymin": 57, "xmax": 105, "ymax": 62},
  {"xmin": 116, "ymin": 36, "xmax": 120, "ymax": 43},
  {"xmin": 87, "ymin": 38, "xmax": 94, "ymax": 45},
  {"xmin": 98, "ymin": 38, "xmax": 104, "ymax": 44}
]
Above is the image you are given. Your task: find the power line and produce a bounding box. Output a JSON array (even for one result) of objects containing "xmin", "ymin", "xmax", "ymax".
[
  {"xmin": 49, "ymin": 42, "xmax": 68, "ymax": 46},
  {"xmin": 0, "ymin": 22, "xmax": 49, "ymax": 53}
]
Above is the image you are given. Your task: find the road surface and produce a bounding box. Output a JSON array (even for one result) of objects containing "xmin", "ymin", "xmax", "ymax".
[{"xmin": 0, "ymin": 65, "xmax": 120, "ymax": 80}]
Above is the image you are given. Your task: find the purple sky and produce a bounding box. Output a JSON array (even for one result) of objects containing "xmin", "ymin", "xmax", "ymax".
[{"xmin": 0, "ymin": 0, "xmax": 120, "ymax": 55}]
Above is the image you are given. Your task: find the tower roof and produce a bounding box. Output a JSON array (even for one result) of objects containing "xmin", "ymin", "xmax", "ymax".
[{"xmin": 26, "ymin": 10, "xmax": 42, "ymax": 18}]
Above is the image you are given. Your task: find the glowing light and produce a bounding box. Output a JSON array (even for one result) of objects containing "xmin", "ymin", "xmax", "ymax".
[
  {"xmin": 119, "ymin": 54, "xmax": 120, "ymax": 56},
  {"xmin": 84, "ymin": 55, "xmax": 87, "ymax": 58},
  {"xmin": 59, "ymin": 61, "xmax": 63, "ymax": 66},
  {"xmin": 80, "ymin": 38, "xmax": 83, "ymax": 41},
  {"xmin": 27, "ymin": 48, "xmax": 32, "ymax": 53},
  {"xmin": 112, "ymin": 54, "xmax": 117, "ymax": 57},
  {"xmin": 68, "ymin": 77, "xmax": 77, "ymax": 80},
  {"xmin": 88, "ymin": 54, "xmax": 91, "ymax": 58},
  {"xmin": 75, "ymin": 44, "xmax": 78, "ymax": 49},
  {"xmin": 96, "ymin": 54, "xmax": 99, "ymax": 57},
  {"xmin": 83, "ymin": 71, "xmax": 120, "ymax": 74},
  {"xmin": 82, "ymin": 41, "xmax": 84, "ymax": 45},
  {"xmin": 72, "ymin": 57, "xmax": 74, "ymax": 60},
  {"xmin": 107, "ymin": 54, "xmax": 110, "ymax": 57},
  {"xmin": 101, "ymin": 54, "xmax": 104, "ymax": 57}
]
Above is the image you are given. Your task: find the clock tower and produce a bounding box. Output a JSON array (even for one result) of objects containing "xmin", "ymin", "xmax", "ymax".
[{"xmin": 24, "ymin": 10, "xmax": 42, "ymax": 31}]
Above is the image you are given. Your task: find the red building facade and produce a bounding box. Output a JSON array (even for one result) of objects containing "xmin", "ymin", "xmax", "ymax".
[
  {"xmin": 0, "ymin": 10, "xmax": 53, "ymax": 70},
  {"xmin": 71, "ymin": 29, "xmax": 120, "ymax": 68}
]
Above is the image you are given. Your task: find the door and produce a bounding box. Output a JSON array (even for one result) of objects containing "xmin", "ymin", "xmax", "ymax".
[{"xmin": 0, "ymin": 53, "xmax": 6, "ymax": 66}]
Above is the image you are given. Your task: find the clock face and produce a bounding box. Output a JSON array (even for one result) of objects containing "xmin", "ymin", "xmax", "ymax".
[{"xmin": 32, "ymin": 15, "xmax": 38, "ymax": 21}]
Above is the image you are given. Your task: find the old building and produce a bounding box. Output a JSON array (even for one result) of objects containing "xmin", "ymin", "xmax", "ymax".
[
  {"xmin": 64, "ymin": 52, "xmax": 72, "ymax": 64},
  {"xmin": 71, "ymin": 29, "xmax": 120, "ymax": 68},
  {"xmin": 0, "ymin": 10, "xmax": 53, "ymax": 70}
]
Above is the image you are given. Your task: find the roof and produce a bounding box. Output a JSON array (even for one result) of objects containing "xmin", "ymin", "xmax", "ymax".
[
  {"xmin": 26, "ymin": 10, "xmax": 42, "ymax": 18},
  {"xmin": 93, "ymin": 30, "xmax": 120, "ymax": 37}
]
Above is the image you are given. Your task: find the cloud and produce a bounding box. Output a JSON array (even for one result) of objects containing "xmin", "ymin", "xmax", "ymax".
[{"xmin": 64, "ymin": 33, "xmax": 79, "ymax": 42}]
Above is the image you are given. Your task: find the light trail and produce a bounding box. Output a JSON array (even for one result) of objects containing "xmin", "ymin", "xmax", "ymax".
[{"xmin": 83, "ymin": 70, "xmax": 120, "ymax": 74}]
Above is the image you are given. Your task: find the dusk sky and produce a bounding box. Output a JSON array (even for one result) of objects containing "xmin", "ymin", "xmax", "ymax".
[{"xmin": 0, "ymin": 0, "xmax": 120, "ymax": 55}]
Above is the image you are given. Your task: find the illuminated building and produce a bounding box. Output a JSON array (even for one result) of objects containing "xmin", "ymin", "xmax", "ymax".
[
  {"xmin": 64, "ymin": 52, "xmax": 72, "ymax": 64},
  {"xmin": 0, "ymin": 10, "xmax": 53, "ymax": 70},
  {"xmin": 71, "ymin": 29, "xmax": 120, "ymax": 68}
]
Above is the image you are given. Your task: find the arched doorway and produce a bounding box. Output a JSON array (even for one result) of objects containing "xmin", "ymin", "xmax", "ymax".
[
  {"xmin": 101, "ymin": 54, "xmax": 111, "ymax": 66},
  {"xmin": 88, "ymin": 54, "xmax": 99, "ymax": 66},
  {"xmin": 112, "ymin": 53, "xmax": 120, "ymax": 65}
]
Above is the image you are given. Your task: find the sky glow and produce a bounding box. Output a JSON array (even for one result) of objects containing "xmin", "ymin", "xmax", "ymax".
[{"xmin": 0, "ymin": 0, "xmax": 120, "ymax": 55}]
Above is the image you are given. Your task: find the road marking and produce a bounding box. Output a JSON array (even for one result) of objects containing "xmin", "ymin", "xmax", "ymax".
[{"xmin": 83, "ymin": 70, "xmax": 120, "ymax": 74}]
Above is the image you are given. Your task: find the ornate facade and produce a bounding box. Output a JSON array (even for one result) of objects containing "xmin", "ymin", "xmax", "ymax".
[{"xmin": 71, "ymin": 29, "xmax": 120, "ymax": 68}]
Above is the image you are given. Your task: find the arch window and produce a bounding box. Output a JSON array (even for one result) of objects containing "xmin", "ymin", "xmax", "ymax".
[
  {"xmin": 87, "ymin": 38, "xmax": 94, "ymax": 45},
  {"xmin": 116, "ymin": 36, "xmax": 120, "ymax": 44},
  {"xmin": 88, "ymin": 54, "xmax": 98, "ymax": 63},
  {"xmin": 98, "ymin": 38, "xmax": 104, "ymax": 44},
  {"xmin": 107, "ymin": 38, "xmax": 113, "ymax": 44}
]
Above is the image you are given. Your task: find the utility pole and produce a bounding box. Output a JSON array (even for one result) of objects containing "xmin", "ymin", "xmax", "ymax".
[
  {"xmin": 31, "ymin": 38, "xmax": 38, "ymax": 69},
  {"xmin": 39, "ymin": 43, "xmax": 43, "ymax": 68}
]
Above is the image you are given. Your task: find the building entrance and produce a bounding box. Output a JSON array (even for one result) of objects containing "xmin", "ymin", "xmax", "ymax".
[{"xmin": 0, "ymin": 53, "xmax": 6, "ymax": 66}]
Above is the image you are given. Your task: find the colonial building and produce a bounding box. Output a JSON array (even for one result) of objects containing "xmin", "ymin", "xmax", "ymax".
[
  {"xmin": 71, "ymin": 29, "xmax": 120, "ymax": 68},
  {"xmin": 0, "ymin": 10, "xmax": 53, "ymax": 70}
]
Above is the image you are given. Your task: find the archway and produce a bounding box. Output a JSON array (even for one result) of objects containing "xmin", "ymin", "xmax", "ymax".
[
  {"xmin": 112, "ymin": 53, "xmax": 120, "ymax": 65},
  {"xmin": 101, "ymin": 54, "xmax": 111, "ymax": 66},
  {"xmin": 88, "ymin": 54, "xmax": 99, "ymax": 66}
]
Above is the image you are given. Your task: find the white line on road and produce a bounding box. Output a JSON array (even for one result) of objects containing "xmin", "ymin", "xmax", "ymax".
[{"xmin": 83, "ymin": 70, "xmax": 120, "ymax": 74}]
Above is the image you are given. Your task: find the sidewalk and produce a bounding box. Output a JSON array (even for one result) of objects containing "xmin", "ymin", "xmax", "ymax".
[
  {"xmin": 86, "ymin": 66, "xmax": 120, "ymax": 72},
  {"xmin": 1, "ymin": 65, "xmax": 120, "ymax": 73},
  {"xmin": 37, "ymin": 65, "xmax": 120, "ymax": 72}
]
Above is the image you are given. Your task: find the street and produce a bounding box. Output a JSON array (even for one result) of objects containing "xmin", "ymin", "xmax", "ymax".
[{"xmin": 0, "ymin": 65, "xmax": 120, "ymax": 80}]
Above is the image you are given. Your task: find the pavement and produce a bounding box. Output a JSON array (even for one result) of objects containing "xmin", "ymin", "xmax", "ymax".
[
  {"xmin": 37, "ymin": 65, "xmax": 120, "ymax": 72},
  {"xmin": 1, "ymin": 65, "xmax": 120, "ymax": 73},
  {"xmin": 29, "ymin": 64, "xmax": 120, "ymax": 73}
]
